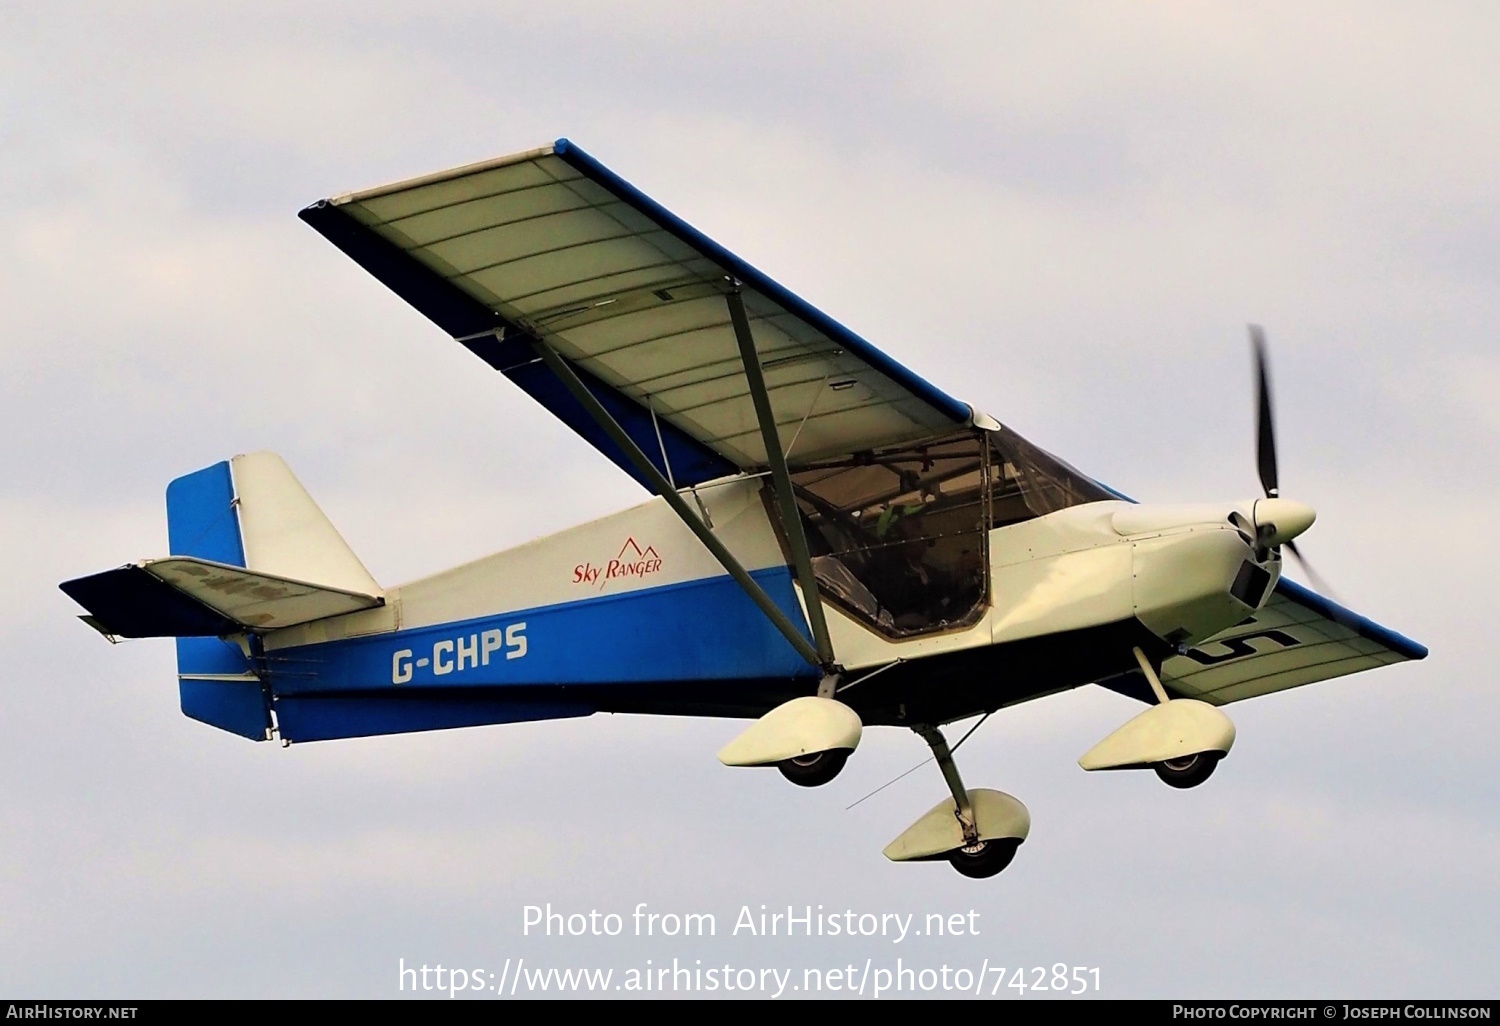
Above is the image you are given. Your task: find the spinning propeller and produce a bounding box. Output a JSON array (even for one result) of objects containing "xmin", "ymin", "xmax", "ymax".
[{"xmin": 1248, "ymin": 325, "xmax": 1329, "ymax": 593}]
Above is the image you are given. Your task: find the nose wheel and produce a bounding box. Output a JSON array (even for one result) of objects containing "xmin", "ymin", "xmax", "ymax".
[
  {"xmin": 947, "ymin": 837, "xmax": 1021, "ymax": 879},
  {"xmin": 882, "ymin": 723, "xmax": 1031, "ymax": 879}
]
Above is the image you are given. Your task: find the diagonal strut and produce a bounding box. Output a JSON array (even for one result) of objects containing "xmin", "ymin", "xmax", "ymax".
[
  {"xmin": 725, "ymin": 287, "xmax": 837, "ymax": 673},
  {"xmin": 528, "ymin": 332, "xmax": 824, "ymax": 670}
]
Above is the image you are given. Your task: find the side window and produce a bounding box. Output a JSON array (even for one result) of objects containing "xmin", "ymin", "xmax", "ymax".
[
  {"xmin": 777, "ymin": 427, "xmax": 1115, "ymax": 639},
  {"xmin": 788, "ymin": 433, "xmax": 990, "ymax": 637},
  {"xmin": 988, "ymin": 427, "xmax": 1117, "ymax": 523}
]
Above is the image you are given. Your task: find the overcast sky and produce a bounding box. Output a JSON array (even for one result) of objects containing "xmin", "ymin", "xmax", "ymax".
[{"xmin": 2, "ymin": 1, "xmax": 1496, "ymax": 999}]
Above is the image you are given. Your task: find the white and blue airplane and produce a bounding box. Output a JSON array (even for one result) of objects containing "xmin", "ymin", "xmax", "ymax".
[{"xmin": 62, "ymin": 140, "xmax": 1426, "ymax": 879}]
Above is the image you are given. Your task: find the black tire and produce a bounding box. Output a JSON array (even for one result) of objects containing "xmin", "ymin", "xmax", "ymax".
[
  {"xmin": 777, "ymin": 749, "xmax": 849, "ymax": 788},
  {"xmin": 1153, "ymin": 751, "xmax": 1222, "ymax": 789},
  {"xmin": 947, "ymin": 838, "xmax": 1021, "ymax": 879}
]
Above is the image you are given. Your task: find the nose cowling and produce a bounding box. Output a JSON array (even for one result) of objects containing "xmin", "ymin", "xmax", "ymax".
[{"xmin": 1252, "ymin": 498, "xmax": 1316, "ymax": 547}]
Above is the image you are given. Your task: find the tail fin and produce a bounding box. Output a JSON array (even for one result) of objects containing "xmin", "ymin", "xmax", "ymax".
[
  {"xmin": 61, "ymin": 453, "xmax": 382, "ymax": 740},
  {"xmin": 168, "ymin": 452, "xmax": 380, "ymax": 594}
]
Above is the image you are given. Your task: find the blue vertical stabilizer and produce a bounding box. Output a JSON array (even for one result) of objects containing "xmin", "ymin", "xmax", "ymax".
[
  {"xmin": 165, "ymin": 461, "xmax": 270, "ymax": 741},
  {"xmin": 165, "ymin": 461, "xmax": 245, "ymax": 567}
]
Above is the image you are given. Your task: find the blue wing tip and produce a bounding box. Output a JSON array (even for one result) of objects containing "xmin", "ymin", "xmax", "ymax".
[
  {"xmin": 554, "ymin": 137, "xmax": 572, "ymax": 155},
  {"xmin": 1275, "ymin": 577, "xmax": 1428, "ymax": 661}
]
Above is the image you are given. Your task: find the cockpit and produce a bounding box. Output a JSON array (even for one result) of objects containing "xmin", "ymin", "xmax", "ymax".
[{"xmin": 783, "ymin": 427, "xmax": 1116, "ymax": 638}]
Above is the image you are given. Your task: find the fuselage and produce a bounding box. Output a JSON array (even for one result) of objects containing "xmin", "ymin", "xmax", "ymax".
[{"xmin": 259, "ymin": 470, "xmax": 1280, "ymax": 741}]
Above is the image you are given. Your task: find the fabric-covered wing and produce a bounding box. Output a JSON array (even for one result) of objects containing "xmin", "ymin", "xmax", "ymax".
[
  {"xmin": 1160, "ymin": 578, "xmax": 1428, "ymax": 706},
  {"xmin": 300, "ymin": 140, "xmax": 973, "ymax": 491}
]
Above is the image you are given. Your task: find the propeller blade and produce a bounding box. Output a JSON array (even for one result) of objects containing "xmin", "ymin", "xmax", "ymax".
[
  {"xmin": 1284, "ymin": 539, "xmax": 1337, "ymax": 599},
  {"xmin": 1251, "ymin": 324, "xmax": 1279, "ymax": 498},
  {"xmin": 1248, "ymin": 327, "xmax": 1338, "ymax": 599}
]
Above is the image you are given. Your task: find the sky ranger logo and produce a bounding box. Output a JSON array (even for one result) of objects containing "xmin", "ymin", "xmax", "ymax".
[{"xmin": 573, "ymin": 537, "xmax": 663, "ymax": 591}]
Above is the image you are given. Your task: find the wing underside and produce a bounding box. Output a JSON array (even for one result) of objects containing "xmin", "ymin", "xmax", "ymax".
[
  {"xmin": 1161, "ymin": 578, "xmax": 1427, "ymax": 705},
  {"xmin": 300, "ymin": 140, "xmax": 973, "ymax": 490}
]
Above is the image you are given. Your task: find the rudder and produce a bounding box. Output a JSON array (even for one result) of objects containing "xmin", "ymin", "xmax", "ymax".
[{"xmin": 166, "ymin": 459, "xmax": 266, "ymax": 739}]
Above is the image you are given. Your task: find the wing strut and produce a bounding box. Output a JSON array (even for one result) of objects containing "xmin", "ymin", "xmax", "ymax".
[
  {"xmin": 726, "ymin": 288, "xmax": 837, "ymax": 674},
  {"xmin": 529, "ymin": 333, "xmax": 826, "ymax": 671}
]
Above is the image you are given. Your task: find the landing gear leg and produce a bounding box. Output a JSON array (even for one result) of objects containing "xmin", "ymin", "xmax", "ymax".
[
  {"xmin": 917, "ymin": 725, "xmax": 976, "ymax": 845},
  {"xmin": 914, "ymin": 726, "xmax": 1019, "ymax": 879}
]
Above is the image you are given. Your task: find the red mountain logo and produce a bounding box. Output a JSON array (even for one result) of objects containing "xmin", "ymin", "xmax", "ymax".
[
  {"xmin": 616, "ymin": 538, "xmax": 660, "ymax": 562},
  {"xmin": 572, "ymin": 537, "xmax": 664, "ymax": 590}
]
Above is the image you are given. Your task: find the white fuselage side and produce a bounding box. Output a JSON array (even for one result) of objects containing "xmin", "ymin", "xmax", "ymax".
[{"xmin": 266, "ymin": 476, "xmax": 1276, "ymax": 673}]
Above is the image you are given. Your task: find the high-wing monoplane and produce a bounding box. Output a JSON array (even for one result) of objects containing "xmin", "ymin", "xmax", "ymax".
[{"xmin": 62, "ymin": 141, "xmax": 1426, "ymax": 878}]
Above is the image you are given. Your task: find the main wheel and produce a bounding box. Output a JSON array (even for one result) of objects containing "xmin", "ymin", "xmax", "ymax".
[
  {"xmin": 947, "ymin": 838, "xmax": 1021, "ymax": 879},
  {"xmin": 1153, "ymin": 751, "xmax": 1222, "ymax": 789},
  {"xmin": 777, "ymin": 749, "xmax": 849, "ymax": 788}
]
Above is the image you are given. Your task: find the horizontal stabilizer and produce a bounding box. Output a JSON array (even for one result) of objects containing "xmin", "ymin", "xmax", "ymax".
[
  {"xmin": 60, "ymin": 558, "xmax": 383, "ymax": 639},
  {"xmin": 61, "ymin": 565, "xmax": 241, "ymax": 638}
]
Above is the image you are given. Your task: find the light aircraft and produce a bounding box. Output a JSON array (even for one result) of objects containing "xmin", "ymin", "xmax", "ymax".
[{"xmin": 61, "ymin": 140, "xmax": 1426, "ymax": 878}]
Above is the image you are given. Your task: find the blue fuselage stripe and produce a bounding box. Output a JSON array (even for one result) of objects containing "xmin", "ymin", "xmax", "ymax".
[{"xmin": 267, "ymin": 566, "xmax": 816, "ymax": 695}]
